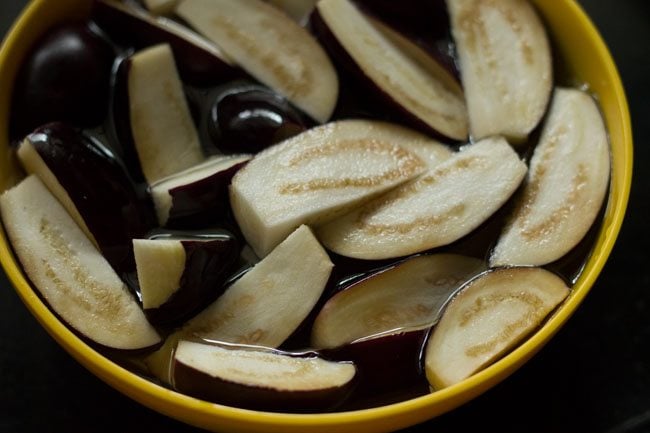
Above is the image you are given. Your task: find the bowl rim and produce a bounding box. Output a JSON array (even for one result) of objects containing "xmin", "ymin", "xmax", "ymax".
[{"xmin": 0, "ymin": 0, "xmax": 633, "ymax": 431}]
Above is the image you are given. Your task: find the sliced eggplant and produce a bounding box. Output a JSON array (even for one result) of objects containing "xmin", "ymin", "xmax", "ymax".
[
  {"xmin": 424, "ymin": 267, "xmax": 569, "ymax": 389},
  {"xmin": 230, "ymin": 119, "xmax": 452, "ymax": 257},
  {"xmin": 175, "ymin": 0, "xmax": 339, "ymax": 123},
  {"xmin": 92, "ymin": 0, "xmax": 238, "ymax": 85},
  {"xmin": 353, "ymin": 0, "xmax": 452, "ymax": 62},
  {"xmin": 490, "ymin": 88, "xmax": 611, "ymax": 267},
  {"xmin": 134, "ymin": 239, "xmax": 185, "ymax": 309},
  {"xmin": 180, "ymin": 225, "xmax": 332, "ymax": 347},
  {"xmin": 266, "ymin": 0, "xmax": 318, "ymax": 24},
  {"xmin": 0, "ymin": 176, "xmax": 160, "ymax": 350},
  {"xmin": 318, "ymin": 136, "xmax": 527, "ymax": 260},
  {"xmin": 447, "ymin": 0, "xmax": 552, "ymax": 141},
  {"xmin": 369, "ymin": 17, "xmax": 463, "ymax": 104},
  {"xmin": 128, "ymin": 44, "xmax": 204, "ymax": 184},
  {"xmin": 173, "ymin": 340, "xmax": 355, "ymax": 411},
  {"xmin": 315, "ymin": 0, "xmax": 468, "ymax": 140},
  {"xmin": 312, "ymin": 254, "xmax": 485, "ymax": 349},
  {"xmin": 150, "ymin": 154, "xmax": 250, "ymax": 227},
  {"xmin": 133, "ymin": 232, "xmax": 240, "ymax": 325},
  {"xmin": 17, "ymin": 123, "xmax": 156, "ymax": 275}
]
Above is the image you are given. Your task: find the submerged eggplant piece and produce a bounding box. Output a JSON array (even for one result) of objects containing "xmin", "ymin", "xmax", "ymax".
[
  {"xmin": 424, "ymin": 267, "xmax": 569, "ymax": 389},
  {"xmin": 0, "ymin": 176, "xmax": 160, "ymax": 350},
  {"xmin": 447, "ymin": 0, "xmax": 552, "ymax": 141},
  {"xmin": 92, "ymin": 0, "xmax": 238, "ymax": 86},
  {"xmin": 128, "ymin": 44, "xmax": 205, "ymax": 184},
  {"xmin": 173, "ymin": 340, "xmax": 356, "ymax": 411},
  {"xmin": 230, "ymin": 119, "xmax": 452, "ymax": 257},
  {"xmin": 17, "ymin": 123, "xmax": 156, "ymax": 274},
  {"xmin": 150, "ymin": 154, "xmax": 250, "ymax": 228},
  {"xmin": 314, "ymin": 0, "xmax": 468, "ymax": 141},
  {"xmin": 322, "ymin": 329, "xmax": 429, "ymax": 410},
  {"xmin": 175, "ymin": 0, "xmax": 339, "ymax": 123},
  {"xmin": 205, "ymin": 82, "xmax": 309, "ymax": 154},
  {"xmin": 312, "ymin": 254, "xmax": 485, "ymax": 349},
  {"xmin": 180, "ymin": 225, "xmax": 332, "ymax": 347},
  {"xmin": 318, "ymin": 136, "xmax": 527, "ymax": 260},
  {"xmin": 134, "ymin": 231, "xmax": 240, "ymax": 325},
  {"xmin": 10, "ymin": 23, "xmax": 115, "ymax": 139},
  {"xmin": 490, "ymin": 88, "xmax": 611, "ymax": 267}
]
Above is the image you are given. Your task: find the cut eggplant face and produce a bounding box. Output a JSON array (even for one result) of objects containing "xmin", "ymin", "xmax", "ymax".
[
  {"xmin": 173, "ymin": 340, "xmax": 355, "ymax": 411},
  {"xmin": 447, "ymin": 0, "xmax": 552, "ymax": 141},
  {"xmin": 312, "ymin": 254, "xmax": 485, "ymax": 349},
  {"xmin": 17, "ymin": 123, "xmax": 156, "ymax": 275},
  {"xmin": 0, "ymin": 176, "xmax": 160, "ymax": 350},
  {"xmin": 175, "ymin": 0, "xmax": 338, "ymax": 123},
  {"xmin": 150, "ymin": 154, "xmax": 250, "ymax": 227},
  {"xmin": 424, "ymin": 267, "xmax": 569, "ymax": 389},
  {"xmin": 128, "ymin": 44, "xmax": 204, "ymax": 184},
  {"xmin": 134, "ymin": 239, "xmax": 185, "ymax": 309},
  {"xmin": 230, "ymin": 119, "xmax": 452, "ymax": 257},
  {"xmin": 181, "ymin": 225, "xmax": 332, "ymax": 347},
  {"xmin": 266, "ymin": 0, "xmax": 318, "ymax": 24},
  {"xmin": 318, "ymin": 136, "xmax": 527, "ymax": 260},
  {"xmin": 315, "ymin": 0, "xmax": 468, "ymax": 141},
  {"xmin": 92, "ymin": 0, "xmax": 237, "ymax": 86},
  {"xmin": 490, "ymin": 88, "xmax": 611, "ymax": 267},
  {"xmin": 134, "ymin": 233, "xmax": 240, "ymax": 325}
]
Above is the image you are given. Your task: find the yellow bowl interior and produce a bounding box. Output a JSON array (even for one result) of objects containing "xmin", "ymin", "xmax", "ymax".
[{"xmin": 0, "ymin": 0, "xmax": 632, "ymax": 432}]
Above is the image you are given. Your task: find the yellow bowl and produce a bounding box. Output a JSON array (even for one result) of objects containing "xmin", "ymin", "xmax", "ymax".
[{"xmin": 0, "ymin": 0, "xmax": 633, "ymax": 432}]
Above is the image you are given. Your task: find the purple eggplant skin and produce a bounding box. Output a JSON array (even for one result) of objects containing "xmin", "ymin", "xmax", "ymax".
[
  {"xmin": 143, "ymin": 233, "xmax": 242, "ymax": 326},
  {"xmin": 10, "ymin": 23, "xmax": 116, "ymax": 140},
  {"xmin": 352, "ymin": 0, "xmax": 459, "ymax": 77},
  {"xmin": 321, "ymin": 329, "xmax": 430, "ymax": 411},
  {"xmin": 106, "ymin": 56, "xmax": 149, "ymax": 184},
  {"xmin": 164, "ymin": 160, "xmax": 249, "ymax": 229},
  {"xmin": 91, "ymin": 0, "xmax": 240, "ymax": 86},
  {"xmin": 27, "ymin": 122, "xmax": 157, "ymax": 275},
  {"xmin": 309, "ymin": 9, "xmax": 458, "ymax": 143},
  {"xmin": 205, "ymin": 82, "xmax": 310, "ymax": 154},
  {"xmin": 172, "ymin": 347, "xmax": 356, "ymax": 412}
]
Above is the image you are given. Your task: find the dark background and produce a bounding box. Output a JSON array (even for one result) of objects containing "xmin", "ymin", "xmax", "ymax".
[{"xmin": 1, "ymin": 1, "xmax": 648, "ymax": 432}]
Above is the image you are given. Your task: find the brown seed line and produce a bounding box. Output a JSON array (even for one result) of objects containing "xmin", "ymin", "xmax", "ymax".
[
  {"xmin": 186, "ymin": 312, "xmax": 231, "ymax": 339},
  {"xmin": 185, "ymin": 294, "xmax": 256, "ymax": 339},
  {"xmin": 514, "ymin": 128, "xmax": 564, "ymax": 222},
  {"xmin": 510, "ymin": 125, "xmax": 588, "ymax": 241},
  {"xmin": 519, "ymin": 164, "xmax": 588, "ymax": 241},
  {"xmin": 217, "ymin": 350, "xmax": 312, "ymax": 380},
  {"xmin": 363, "ymin": 303, "xmax": 433, "ymax": 329},
  {"xmin": 353, "ymin": 156, "xmax": 484, "ymax": 235},
  {"xmin": 39, "ymin": 219, "xmax": 131, "ymax": 333},
  {"xmin": 279, "ymin": 139, "xmax": 424, "ymax": 194},
  {"xmin": 457, "ymin": 0, "xmax": 534, "ymax": 99},
  {"xmin": 459, "ymin": 291, "xmax": 545, "ymax": 358},
  {"xmin": 211, "ymin": 16, "xmax": 311, "ymax": 99}
]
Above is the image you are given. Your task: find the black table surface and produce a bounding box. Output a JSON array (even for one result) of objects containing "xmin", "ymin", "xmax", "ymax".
[{"xmin": 1, "ymin": 1, "xmax": 648, "ymax": 432}]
